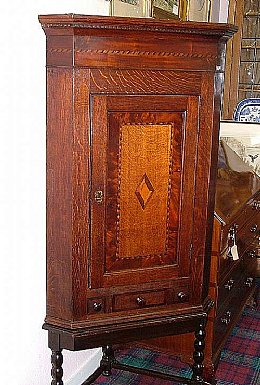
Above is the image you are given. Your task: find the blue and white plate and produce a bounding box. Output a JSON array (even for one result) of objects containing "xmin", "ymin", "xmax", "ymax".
[{"xmin": 234, "ymin": 98, "xmax": 260, "ymax": 123}]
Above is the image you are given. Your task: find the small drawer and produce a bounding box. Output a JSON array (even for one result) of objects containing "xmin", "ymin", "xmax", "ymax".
[
  {"xmin": 237, "ymin": 221, "xmax": 259, "ymax": 255},
  {"xmin": 87, "ymin": 297, "xmax": 106, "ymax": 315},
  {"xmin": 214, "ymin": 292, "xmax": 240, "ymax": 350},
  {"xmin": 218, "ymin": 265, "xmax": 242, "ymax": 308},
  {"xmin": 216, "ymin": 273, "xmax": 255, "ymax": 323},
  {"xmin": 113, "ymin": 290, "xmax": 166, "ymax": 312},
  {"xmin": 174, "ymin": 287, "xmax": 189, "ymax": 303},
  {"xmin": 214, "ymin": 308, "xmax": 235, "ymax": 349},
  {"xmin": 235, "ymin": 194, "xmax": 260, "ymax": 229}
]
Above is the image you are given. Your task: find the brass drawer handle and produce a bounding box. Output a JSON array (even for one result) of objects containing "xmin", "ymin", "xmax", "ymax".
[
  {"xmin": 245, "ymin": 277, "xmax": 254, "ymax": 287},
  {"xmin": 221, "ymin": 310, "xmax": 231, "ymax": 325},
  {"xmin": 248, "ymin": 249, "xmax": 256, "ymax": 258},
  {"xmin": 250, "ymin": 224, "xmax": 258, "ymax": 233},
  {"xmin": 224, "ymin": 278, "xmax": 235, "ymax": 291},
  {"xmin": 136, "ymin": 296, "xmax": 146, "ymax": 307},
  {"xmin": 253, "ymin": 200, "xmax": 260, "ymax": 210}
]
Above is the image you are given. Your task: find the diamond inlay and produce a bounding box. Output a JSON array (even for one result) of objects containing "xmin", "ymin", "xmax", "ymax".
[{"xmin": 135, "ymin": 174, "xmax": 154, "ymax": 209}]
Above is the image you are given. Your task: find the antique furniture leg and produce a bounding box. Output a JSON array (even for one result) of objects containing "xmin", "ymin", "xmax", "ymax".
[
  {"xmin": 49, "ymin": 332, "xmax": 64, "ymax": 385},
  {"xmin": 191, "ymin": 319, "xmax": 206, "ymax": 383},
  {"xmin": 51, "ymin": 350, "xmax": 64, "ymax": 385},
  {"xmin": 81, "ymin": 346, "xmax": 115, "ymax": 384},
  {"xmin": 100, "ymin": 345, "xmax": 115, "ymax": 376}
]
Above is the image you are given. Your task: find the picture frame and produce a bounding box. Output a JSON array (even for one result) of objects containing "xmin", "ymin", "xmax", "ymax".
[
  {"xmin": 109, "ymin": 0, "xmax": 211, "ymax": 21},
  {"xmin": 187, "ymin": 0, "xmax": 211, "ymax": 22},
  {"xmin": 152, "ymin": 0, "xmax": 188, "ymax": 20},
  {"xmin": 109, "ymin": 0, "xmax": 152, "ymax": 18}
]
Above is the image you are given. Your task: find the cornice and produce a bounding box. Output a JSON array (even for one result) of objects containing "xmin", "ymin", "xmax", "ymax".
[{"xmin": 39, "ymin": 14, "xmax": 238, "ymax": 39}]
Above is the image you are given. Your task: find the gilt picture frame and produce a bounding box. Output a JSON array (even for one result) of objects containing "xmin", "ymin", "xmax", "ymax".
[
  {"xmin": 110, "ymin": 0, "xmax": 152, "ymax": 18},
  {"xmin": 187, "ymin": 0, "xmax": 211, "ymax": 22},
  {"xmin": 109, "ymin": 0, "xmax": 188, "ymax": 19},
  {"xmin": 152, "ymin": 0, "xmax": 188, "ymax": 20}
]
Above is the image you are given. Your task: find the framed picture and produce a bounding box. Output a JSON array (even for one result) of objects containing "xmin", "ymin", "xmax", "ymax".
[
  {"xmin": 152, "ymin": 0, "xmax": 188, "ymax": 20},
  {"xmin": 110, "ymin": 0, "xmax": 152, "ymax": 18},
  {"xmin": 187, "ymin": 0, "xmax": 211, "ymax": 22}
]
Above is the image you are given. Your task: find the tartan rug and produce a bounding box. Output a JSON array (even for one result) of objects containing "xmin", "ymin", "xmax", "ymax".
[{"xmin": 94, "ymin": 290, "xmax": 260, "ymax": 385}]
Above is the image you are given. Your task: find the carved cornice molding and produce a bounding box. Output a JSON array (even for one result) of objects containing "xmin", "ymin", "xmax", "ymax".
[
  {"xmin": 47, "ymin": 47, "xmax": 217, "ymax": 62},
  {"xmin": 39, "ymin": 14, "xmax": 237, "ymax": 39}
]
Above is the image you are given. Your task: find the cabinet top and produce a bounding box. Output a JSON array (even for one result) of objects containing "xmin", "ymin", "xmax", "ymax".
[{"xmin": 38, "ymin": 14, "xmax": 237, "ymax": 38}]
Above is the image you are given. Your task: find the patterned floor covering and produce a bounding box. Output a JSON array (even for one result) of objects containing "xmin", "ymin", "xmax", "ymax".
[{"xmin": 94, "ymin": 291, "xmax": 260, "ymax": 385}]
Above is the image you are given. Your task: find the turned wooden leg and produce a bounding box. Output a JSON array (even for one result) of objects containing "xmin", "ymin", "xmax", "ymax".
[
  {"xmin": 100, "ymin": 345, "xmax": 115, "ymax": 376},
  {"xmin": 192, "ymin": 320, "xmax": 206, "ymax": 383},
  {"xmin": 51, "ymin": 350, "xmax": 64, "ymax": 385}
]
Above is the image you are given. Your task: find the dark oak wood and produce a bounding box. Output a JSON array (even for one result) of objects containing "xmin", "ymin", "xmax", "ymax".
[
  {"xmin": 51, "ymin": 350, "xmax": 63, "ymax": 385},
  {"xmin": 39, "ymin": 14, "xmax": 236, "ymax": 384}
]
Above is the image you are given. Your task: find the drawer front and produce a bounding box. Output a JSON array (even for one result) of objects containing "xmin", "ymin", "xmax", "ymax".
[
  {"xmin": 113, "ymin": 290, "xmax": 166, "ymax": 312},
  {"xmin": 214, "ymin": 274, "xmax": 255, "ymax": 350},
  {"xmin": 87, "ymin": 297, "xmax": 106, "ymax": 315},
  {"xmin": 234, "ymin": 194, "xmax": 260, "ymax": 230},
  {"xmin": 112, "ymin": 286, "xmax": 189, "ymax": 312},
  {"xmin": 219, "ymin": 212, "xmax": 259, "ymax": 278},
  {"xmin": 220, "ymin": 193, "xmax": 260, "ymax": 254},
  {"xmin": 218, "ymin": 263, "xmax": 243, "ymax": 305},
  {"xmin": 213, "ymin": 276, "xmax": 254, "ymax": 350}
]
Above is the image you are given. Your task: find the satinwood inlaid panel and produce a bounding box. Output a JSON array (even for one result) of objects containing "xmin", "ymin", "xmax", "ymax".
[
  {"xmin": 107, "ymin": 118, "xmax": 179, "ymax": 272},
  {"xmin": 90, "ymin": 95, "xmax": 200, "ymax": 288}
]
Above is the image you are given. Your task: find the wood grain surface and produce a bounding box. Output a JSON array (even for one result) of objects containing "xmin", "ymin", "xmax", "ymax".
[{"xmin": 40, "ymin": 16, "xmax": 236, "ymax": 339}]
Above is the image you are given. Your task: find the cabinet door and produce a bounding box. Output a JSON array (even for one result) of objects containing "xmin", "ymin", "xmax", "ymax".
[{"xmin": 90, "ymin": 95, "xmax": 199, "ymax": 289}]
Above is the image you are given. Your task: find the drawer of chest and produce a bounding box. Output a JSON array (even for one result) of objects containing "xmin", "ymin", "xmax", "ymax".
[
  {"xmin": 237, "ymin": 220, "xmax": 260, "ymax": 255},
  {"xmin": 214, "ymin": 274, "xmax": 255, "ymax": 350},
  {"xmin": 220, "ymin": 195, "xmax": 260, "ymax": 254},
  {"xmin": 214, "ymin": 300, "xmax": 238, "ymax": 350},
  {"xmin": 235, "ymin": 195, "xmax": 260, "ymax": 228},
  {"xmin": 112, "ymin": 286, "xmax": 189, "ymax": 312},
  {"xmin": 218, "ymin": 264, "xmax": 243, "ymax": 305},
  {"xmin": 218, "ymin": 265, "xmax": 256, "ymax": 310}
]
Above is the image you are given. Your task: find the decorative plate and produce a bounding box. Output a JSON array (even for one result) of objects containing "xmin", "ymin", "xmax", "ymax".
[{"xmin": 234, "ymin": 98, "xmax": 260, "ymax": 122}]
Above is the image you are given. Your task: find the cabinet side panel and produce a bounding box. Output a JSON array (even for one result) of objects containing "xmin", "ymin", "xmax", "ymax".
[
  {"xmin": 46, "ymin": 68, "xmax": 73, "ymax": 321},
  {"xmin": 72, "ymin": 69, "xmax": 91, "ymax": 320},
  {"xmin": 190, "ymin": 72, "xmax": 215, "ymax": 304}
]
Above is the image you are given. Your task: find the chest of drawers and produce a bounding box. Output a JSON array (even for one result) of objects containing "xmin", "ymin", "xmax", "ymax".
[{"xmin": 144, "ymin": 140, "xmax": 260, "ymax": 381}]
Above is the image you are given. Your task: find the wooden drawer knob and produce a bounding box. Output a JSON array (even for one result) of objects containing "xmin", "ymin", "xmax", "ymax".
[{"xmin": 177, "ymin": 292, "xmax": 187, "ymax": 302}]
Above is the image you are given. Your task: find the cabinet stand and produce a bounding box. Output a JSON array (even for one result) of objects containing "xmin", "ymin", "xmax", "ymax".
[{"xmin": 48, "ymin": 310, "xmax": 212, "ymax": 385}]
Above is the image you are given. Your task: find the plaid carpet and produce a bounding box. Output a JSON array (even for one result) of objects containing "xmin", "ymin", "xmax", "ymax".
[{"xmin": 94, "ymin": 290, "xmax": 260, "ymax": 385}]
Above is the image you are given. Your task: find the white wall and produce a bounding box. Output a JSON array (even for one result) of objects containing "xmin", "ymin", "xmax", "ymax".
[{"xmin": 0, "ymin": 2, "xmax": 109, "ymax": 385}]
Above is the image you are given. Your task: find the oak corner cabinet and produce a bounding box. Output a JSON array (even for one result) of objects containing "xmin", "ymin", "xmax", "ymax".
[{"xmin": 39, "ymin": 14, "xmax": 236, "ymax": 385}]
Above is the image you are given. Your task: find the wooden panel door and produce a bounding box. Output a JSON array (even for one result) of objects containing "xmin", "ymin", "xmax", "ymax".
[{"xmin": 90, "ymin": 95, "xmax": 200, "ymax": 289}]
